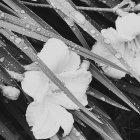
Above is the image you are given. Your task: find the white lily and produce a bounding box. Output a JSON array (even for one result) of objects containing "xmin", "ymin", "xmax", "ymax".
[
  {"xmin": 92, "ymin": 13, "xmax": 140, "ymax": 79},
  {"xmin": 21, "ymin": 38, "xmax": 92, "ymax": 139},
  {"xmin": 0, "ymin": 85, "xmax": 20, "ymax": 100}
]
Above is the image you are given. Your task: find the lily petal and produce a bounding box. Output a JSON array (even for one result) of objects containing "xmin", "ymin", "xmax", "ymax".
[
  {"xmin": 92, "ymin": 28, "xmax": 126, "ymax": 79},
  {"xmin": 26, "ymin": 101, "xmax": 74, "ymax": 139},
  {"xmin": 38, "ymin": 38, "xmax": 80, "ymax": 74},
  {"xmin": 1, "ymin": 85, "xmax": 20, "ymax": 100},
  {"xmin": 116, "ymin": 13, "xmax": 140, "ymax": 41},
  {"xmin": 46, "ymin": 68, "xmax": 92, "ymax": 109},
  {"xmin": 21, "ymin": 71, "xmax": 49, "ymax": 101}
]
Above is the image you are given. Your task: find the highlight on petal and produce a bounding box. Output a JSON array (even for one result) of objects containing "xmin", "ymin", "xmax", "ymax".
[
  {"xmin": 116, "ymin": 13, "xmax": 140, "ymax": 41},
  {"xmin": 21, "ymin": 71, "xmax": 49, "ymax": 101},
  {"xmin": 46, "ymin": 68, "xmax": 92, "ymax": 109},
  {"xmin": 38, "ymin": 38, "xmax": 80, "ymax": 74},
  {"xmin": 26, "ymin": 101, "xmax": 74, "ymax": 139},
  {"xmin": 0, "ymin": 85, "xmax": 20, "ymax": 100}
]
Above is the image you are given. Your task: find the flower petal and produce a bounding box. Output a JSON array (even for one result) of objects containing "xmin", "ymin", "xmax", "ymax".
[
  {"xmin": 1, "ymin": 86, "xmax": 20, "ymax": 100},
  {"xmin": 46, "ymin": 68, "xmax": 92, "ymax": 109},
  {"xmin": 38, "ymin": 38, "xmax": 80, "ymax": 74},
  {"xmin": 63, "ymin": 50, "xmax": 80, "ymax": 72},
  {"xmin": 92, "ymin": 28, "xmax": 126, "ymax": 79},
  {"xmin": 116, "ymin": 13, "xmax": 140, "ymax": 41},
  {"xmin": 21, "ymin": 71, "xmax": 49, "ymax": 101},
  {"xmin": 26, "ymin": 101, "xmax": 74, "ymax": 139}
]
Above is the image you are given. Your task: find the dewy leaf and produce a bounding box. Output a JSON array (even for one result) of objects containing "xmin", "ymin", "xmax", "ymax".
[
  {"xmin": 88, "ymin": 100, "xmax": 111, "ymax": 120},
  {"xmin": 87, "ymin": 101, "xmax": 123, "ymax": 140},
  {"xmin": 90, "ymin": 63, "xmax": 140, "ymax": 114},
  {"xmin": 114, "ymin": 79, "xmax": 140, "ymax": 97},
  {"xmin": 87, "ymin": 87, "xmax": 129, "ymax": 111},
  {"xmin": 3, "ymin": 101, "xmax": 36, "ymax": 140},
  {"xmin": 72, "ymin": 110, "xmax": 122, "ymax": 140},
  {"xmin": 2, "ymin": 0, "xmax": 59, "ymax": 35},
  {"xmin": 48, "ymin": 4, "xmax": 90, "ymax": 49},
  {"xmin": 0, "ymin": 117, "xmax": 19, "ymax": 140},
  {"xmin": 0, "ymin": 44, "xmax": 24, "ymax": 73},
  {"xmin": 0, "ymin": 2, "xmax": 19, "ymax": 17},
  {"xmin": 0, "ymin": 64, "xmax": 18, "ymax": 86},
  {"xmin": 0, "ymin": 7, "xmax": 129, "ymax": 73}
]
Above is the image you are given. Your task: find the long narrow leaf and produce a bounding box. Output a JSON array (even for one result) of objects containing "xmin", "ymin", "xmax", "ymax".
[
  {"xmin": 90, "ymin": 63, "xmax": 140, "ymax": 114},
  {"xmin": 88, "ymin": 87, "xmax": 129, "ymax": 111}
]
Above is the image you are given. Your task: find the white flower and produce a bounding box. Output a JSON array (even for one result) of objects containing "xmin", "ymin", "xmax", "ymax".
[
  {"xmin": 0, "ymin": 85, "xmax": 20, "ymax": 100},
  {"xmin": 92, "ymin": 13, "xmax": 140, "ymax": 79},
  {"xmin": 21, "ymin": 38, "xmax": 92, "ymax": 139},
  {"xmin": 116, "ymin": 13, "xmax": 140, "ymax": 41}
]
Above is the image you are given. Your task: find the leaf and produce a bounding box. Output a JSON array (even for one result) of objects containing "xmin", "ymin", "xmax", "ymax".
[
  {"xmin": 87, "ymin": 87, "xmax": 129, "ymax": 111},
  {"xmin": 0, "ymin": 43, "xmax": 24, "ymax": 73},
  {"xmin": 0, "ymin": 64, "xmax": 18, "ymax": 86},
  {"xmin": 72, "ymin": 110, "xmax": 123, "ymax": 140},
  {"xmin": 90, "ymin": 63, "xmax": 140, "ymax": 114}
]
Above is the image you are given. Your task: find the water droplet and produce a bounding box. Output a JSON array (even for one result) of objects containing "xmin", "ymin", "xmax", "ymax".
[
  {"xmin": 90, "ymin": 29, "xmax": 95, "ymax": 34},
  {"xmin": 24, "ymin": 46, "xmax": 28, "ymax": 50},
  {"xmin": 21, "ymin": 10, "xmax": 25, "ymax": 14},
  {"xmin": 104, "ymin": 38, "xmax": 110, "ymax": 44},
  {"xmin": 134, "ymin": 102, "xmax": 136, "ymax": 105},
  {"xmin": 75, "ymin": 132, "xmax": 81, "ymax": 136},
  {"xmin": 20, "ymin": 55, "xmax": 23, "ymax": 58},
  {"xmin": 115, "ymin": 52, "xmax": 122, "ymax": 59},
  {"xmin": 0, "ymin": 12, "xmax": 5, "ymax": 18},
  {"xmin": 37, "ymin": 27, "xmax": 41, "ymax": 32},
  {"xmin": 24, "ymin": 16, "xmax": 27, "ymax": 19},
  {"xmin": 25, "ymin": 24, "xmax": 30, "ymax": 29},
  {"xmin": 83, "ymin": 28, "xmax": 87, "ymax": 31},
  {"xmin": 10, "ymin": 36, "xmax": 15, "ymax": 40},
  {"xmin": 123, "ymin": 85, "xmax": 126, "ymax": 88},
  {"xmin": 15, "ymin": 38, "xmax": 22, "ymax": 44},
  {"xmin": 71, "ymin": 11, "xmax": 86, "ymax": 24},
  {"xmin": 100, "ymin": 97, "xmax": 105, "ymax": 101},
  {"xmin": 73, "ymin": 27, "xmax": 76, "ymax": 31},
  {"xmin": 35, "ymin": 61, "xmax": 39, "ymax": 65},
  {"xmin": 0, "ymin": 57, "xmax": 4, "ymax": 62}
]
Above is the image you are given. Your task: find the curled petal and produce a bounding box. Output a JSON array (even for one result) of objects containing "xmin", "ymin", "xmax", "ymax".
[
  {"xmin": 21, "ymin": 71, "xmax": 49, "ymax": 101},
  {"xmin": 116, "ymin": 13, "xmax": 140, "ymax": 41},
  {"xmin": 47, "ymin": 68, "xmax": 92, "ymax": 109},
  {"xmin": 26, "ymin": 101, "xmax": 74, "ymax": 139},
  {"xmin": 1, "ymin": 85, "xmax": 20, "ymax": 100},
  {"xmin": 38, "ymin": 38, "xmax": 80, "ymax": 74}
]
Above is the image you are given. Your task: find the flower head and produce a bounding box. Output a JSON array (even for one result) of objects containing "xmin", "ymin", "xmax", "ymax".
[
  {"xmin": 92, "ymin": 13, "xmax": 140, "ymax": 79},
  {"xmin": 21, "ymin": 38, "xmax": 92, "ymax": 139}
]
